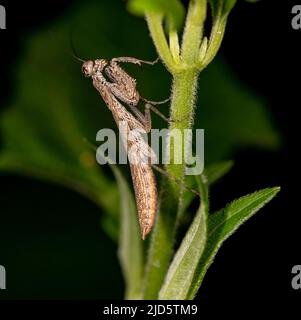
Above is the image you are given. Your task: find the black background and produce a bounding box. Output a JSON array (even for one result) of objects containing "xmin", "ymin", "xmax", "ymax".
[{"xmin": 0, "ymin": 0, "xmax": 299, "ymax": 314}]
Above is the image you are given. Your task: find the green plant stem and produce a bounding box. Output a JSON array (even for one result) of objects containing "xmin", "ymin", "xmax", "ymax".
[
  {"xmin": 169, "ymin": 30, "xmax": 181, "ymax": 64},
  {"xmin": 145, "ymin": 13, "xmax": 178, "ymax": 73},
  {"xmin": 199, "ymin": 15, "xmax": 227, "ymax": 68},
  {"xmin": 181, "ymin": 0, "xmax": 206, "ymax": 64},
  {"xmin": 142, "ymin": 0, "xmax": 232, "ymax": 299},
  {"xmin": 142, "ymin": 0, "xmax": 207, "ymax": 300},
  {"xmin": 167, "ymin": 70, "xmax": 198, "ymax": 183},
  {"xmin": 166, "ymin": 0, "xmax": 206, "ymax": 195},
  {"xmin": 142, "ymin": 70, "xmax": 198, "ymax": 299}
]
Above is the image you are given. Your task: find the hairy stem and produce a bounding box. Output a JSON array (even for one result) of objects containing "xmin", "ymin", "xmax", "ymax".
[
  {"xmin": 199, "ymin": 14, "xmax": 227, "ymax": 68},
  {"xmin": 142, "ymin": 0, "xmax": 206, "ymax": 299},
  {"xmin": 181, "ymin": 0, "xmax": 206, "ymax": 64},
  {"xmin": 167, "ymin": 70, "xmax": 198, "ymax": 183},
  {"xmin": 145, "ymin": 13, "xmax": 178, "ymax": 73}
]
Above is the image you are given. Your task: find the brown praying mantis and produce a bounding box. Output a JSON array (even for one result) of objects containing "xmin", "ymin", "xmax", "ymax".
[{"xmin": 80, "ymin": 56, "xmax": 198, "ymax": 239}]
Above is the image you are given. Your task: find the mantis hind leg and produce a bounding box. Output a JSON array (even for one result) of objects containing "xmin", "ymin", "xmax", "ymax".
[
  {"xmin": 141, "ymin": 96, "xmax": 170, "ymax": 105},
  {"xmin": 141, "ymin": 98, "xmax": 172, "ymax": 124}
]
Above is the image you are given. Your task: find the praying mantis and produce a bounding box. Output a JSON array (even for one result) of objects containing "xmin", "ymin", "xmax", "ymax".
[
  {"xmin": 80, "ymin": 56, "xmax": 199, "ymax": 239},
  {"xmin": 81, "ymin": 56, "xmax": 169, "ymax": 239}
]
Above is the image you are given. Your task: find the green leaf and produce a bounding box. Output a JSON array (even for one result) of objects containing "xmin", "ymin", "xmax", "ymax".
[
  {"xmin": 205, "ymin": 160, "xmax": 234, "ymax": 185},
  {"xmin": 180, "ymin": 160, "xmax": 233, "ymax": 220},
  {"xmin": 209, "ymin": 0, "xmax": 237, "ymax": 16},
  {"xmin": 223, "ymin": 0, "xmax": 237, "ymax": 14},
  {"xmin": 159, "ymin": 176, "xmax": 208, "ymax": 300},
  {"xmin": 113, "ymin": 165, "xmax": 143, "ymax": 300},
  {"xmin": 187, "ymin": 186, "xmax": 280, "ymax": 299},
  {"xmin": 209, "ymin": 0, "xmax": 258, "ymax": 17},
  {"xmin": 197, "ymin": 57, "xmax": 281, "ymax": 163},
  {"xmin": 127, "ymin": 0, "xmax": 185, "ymax": 30}
]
